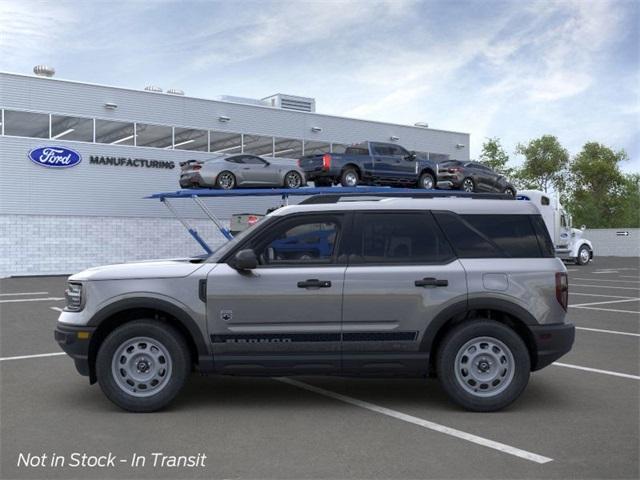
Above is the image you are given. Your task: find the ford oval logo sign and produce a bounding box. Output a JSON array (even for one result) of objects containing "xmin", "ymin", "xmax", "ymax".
[{"xmin": 28, "ymin": 147, "xmax": 82, "ymax": 168}]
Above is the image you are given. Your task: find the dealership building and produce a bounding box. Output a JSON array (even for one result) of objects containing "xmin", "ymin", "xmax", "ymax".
[{"xmin": 0, "ymin": 70, "xmax": 470, "ymax": 277}]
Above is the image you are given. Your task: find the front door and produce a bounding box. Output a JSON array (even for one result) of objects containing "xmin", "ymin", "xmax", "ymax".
[
  {"xmin": 207, "ymin": 213, "xmax": 347, "ymax": 374},
  {"xmin": 341, "ymin": 211, "xmax": 467, "ymax": 375}
]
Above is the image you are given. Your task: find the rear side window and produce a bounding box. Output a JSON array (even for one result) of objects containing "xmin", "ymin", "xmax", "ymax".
[
  {"xmin": 434, "ymin": 212, "xmax": 502, "ymax": 258},
  {"xmin": 461, "ymin": 215, "xmax": 542, "ymax": 258},
  {"xmin": 351, "ymin": 212, "xmax": 454, "ymax": 264}
]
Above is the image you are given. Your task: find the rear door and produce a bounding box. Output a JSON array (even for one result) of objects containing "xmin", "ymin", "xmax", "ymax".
[
  {"xmin": 370, "ymin": 143, "xmax": 396, "ymax": 180},
  {"xmin": 341, "ymin": 211, "xmax": 467, "ymax": 375},
  {"xmin": 207, "ymin": 213, "xmax": 347, "ymax": 374}
]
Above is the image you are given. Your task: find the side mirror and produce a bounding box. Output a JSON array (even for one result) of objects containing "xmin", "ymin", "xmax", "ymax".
[
  {"xmin": 231, "ymin": 249, "xmax": 258, "ymax": 270},
  {"xmin": 406, "ymin": 151, "xmax": 416, "ymax": 161}
]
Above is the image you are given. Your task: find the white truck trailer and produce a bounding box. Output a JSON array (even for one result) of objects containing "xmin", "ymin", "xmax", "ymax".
[{"xmin": 518, "ymin": 190, "xmax": 593, "ymax": 265}]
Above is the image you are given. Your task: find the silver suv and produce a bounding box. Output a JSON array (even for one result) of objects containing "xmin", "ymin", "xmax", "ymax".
[{"xmin": 55, "ymin": 194, "xmax": 575, "ymax": 412}]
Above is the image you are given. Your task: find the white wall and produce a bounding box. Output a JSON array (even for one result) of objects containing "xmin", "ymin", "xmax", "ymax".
[
  {"xmin": 584, "ymin": 228, "xmax": 640, "ymax": 257},
  {"xmin": 0, "ymin": 215, "xmax": 230, "ymax": 277}
]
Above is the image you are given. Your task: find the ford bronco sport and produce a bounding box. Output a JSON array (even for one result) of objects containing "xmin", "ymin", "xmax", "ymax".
[{"xmin": 55, "ymin": 193, "xmax": 575, "ymax": 412}]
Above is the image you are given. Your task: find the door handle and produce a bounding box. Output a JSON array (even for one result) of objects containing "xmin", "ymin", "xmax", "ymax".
[
  {"xmin": 415, "ymin": 277, "xmax": 448, "ymax": 287},
  {"xmin": 297, "ymin": 279, "xmax": 332, "ymax": 288}
]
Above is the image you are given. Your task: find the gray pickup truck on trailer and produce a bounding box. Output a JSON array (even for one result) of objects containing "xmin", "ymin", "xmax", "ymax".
[
  {"xmin": 55, "ymin": 192, "xmax": 574, "ymax": 413},
  {"xmin": 298, "ymin": 141, "xmax": 439, "ymax": 189}
]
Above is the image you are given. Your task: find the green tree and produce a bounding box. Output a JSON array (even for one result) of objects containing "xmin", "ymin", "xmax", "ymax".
[
  {"xmin": 515, "ymin": 135, "xmax": 569, "ymax": 192},
  {"xmin": 567, "ymin": 142, "xmax": 637, "ymax": 228},
  {"xmin": 479, "ymin": 137, "xmax": 512, "ymax": 175}
]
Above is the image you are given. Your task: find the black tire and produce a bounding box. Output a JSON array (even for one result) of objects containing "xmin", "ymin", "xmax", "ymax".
[
  {"xmin": 340, "ymin": 168, "xmax": 359, "ymax": 187},
  {"xmin": 504, "ymin": 187, "xmax": 515, "ymax": 196},
  {"xmin": 436, "ymin": 320, "xmax": 530, "ymax": 412},
  {"xmin": 576, "ymin": 245, "xmax": 590, "ymax": 265},
  {"xmin": 284, "ymin": 171, "xmax": 303, "ymax": 189},
  {"xmin": 418, "ymin": 172, "xmax": 436, "ymax": 189},
  {"xmin": 461, "ymin": 177, "xmax": 475, "ymax": 192},
  {"xmin": 216, "ymin": 171, "xmax": 236, "ymax": 190},
  {"xmin": 96, "ymin": 320, "xmax": 191, "ymax": 412}
]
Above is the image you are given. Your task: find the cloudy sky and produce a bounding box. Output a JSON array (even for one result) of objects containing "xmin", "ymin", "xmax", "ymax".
[{"xmin": 1, "ymin": 0, "xmax": 638, "ymax": 171}]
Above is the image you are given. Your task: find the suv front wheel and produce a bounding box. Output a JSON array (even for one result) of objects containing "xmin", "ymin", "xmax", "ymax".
[
  {"xmin": 436, "ymin": 320, "xmax": 530, "ymax": 412},
  {"xmin": 96, "ymin": 320, "xmax": 190, "ymax": 412}
]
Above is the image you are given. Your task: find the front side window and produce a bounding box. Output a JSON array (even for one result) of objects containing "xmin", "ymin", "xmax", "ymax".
[
  {"xmin": 241, "ymin": 155, "xmax": 268, "ymax": 165},
  {"xmin": 252, "ymin": 217, "xmax": 341, "ymax": 266},
  {"xmin": 351, "ymin": 212, "xmax": 454, "ymax": 264}
]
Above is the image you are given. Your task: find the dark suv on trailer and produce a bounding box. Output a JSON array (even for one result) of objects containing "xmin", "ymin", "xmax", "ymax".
[
  {"xmin": 55, "ymin": 193, "xmax": 574, "ymax": 413},
  {"xmin": 438, "ymin": 160, "xmax": 516, "ymax": 195}
]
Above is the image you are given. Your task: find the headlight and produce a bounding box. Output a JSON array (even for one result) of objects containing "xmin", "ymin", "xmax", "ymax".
[{"xmin": 64, "ymin": 282, "xmax": 83, "ymax": 312}]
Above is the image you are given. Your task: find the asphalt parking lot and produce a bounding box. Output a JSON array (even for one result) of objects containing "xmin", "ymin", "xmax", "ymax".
[{"xmin": 1, "ymin": 257, "xmax": 638, "ymax": 480}]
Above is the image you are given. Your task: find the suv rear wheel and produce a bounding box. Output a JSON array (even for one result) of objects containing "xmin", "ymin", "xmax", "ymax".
[
  {"xmin": 436, "ymin": 320, "xmax": 530, "ymax": 412},
  {"xmin": 96, "ymin": 320, "xmax": 190, "ymax": 412}
]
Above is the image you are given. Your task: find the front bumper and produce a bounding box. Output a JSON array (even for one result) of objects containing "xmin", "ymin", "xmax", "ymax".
[
  {"xmin": 529, "ymin": 322, "xmax": 575, "ymax": 370},
  {"xmin": 54, "ymin": 323, "xmax": 96, "ymax": 377}
]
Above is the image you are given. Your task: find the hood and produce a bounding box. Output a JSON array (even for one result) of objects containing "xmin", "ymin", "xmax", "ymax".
[
  {"xmin": 571, "ymin": 228, "xmax": 584, "ymax": 240},
  {"xmin": 69, "ymin": 258, "xmax": 207, "ymax": 281}
]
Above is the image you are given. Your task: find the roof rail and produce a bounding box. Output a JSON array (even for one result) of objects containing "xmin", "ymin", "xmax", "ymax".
[{"xmin": 299, "ymin": 191, "xmax": 514, "ymax": 205}]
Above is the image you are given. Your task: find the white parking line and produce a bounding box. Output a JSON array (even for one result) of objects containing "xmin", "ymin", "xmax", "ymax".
[
  {"xmin": 570, "ymin": 284, "xmax": 640, "ymax": 291},
  {"xmin": 276, "ymin": 377, "xmax": 553, "ymax": 464},
  {"xmin": 571, "ymin": 306, "xmax": 640, "ymax": 314},
  {"xmin": 0, "ymin": 352, "xmax": 66, "ymax": 362},
  {"xmin": 553, "ymin": 363, "xmax": 640, "ymax": 380},
  {"xmin": 0, "ymin": 297, "xmax": 64, "ymax": 304},
  {"xmin": 593, "ymin": 271, "xmax": 619, "ymax": 274},
  {"xmin": 0, "ymin": 291, "xmax": 49, "ymax": 296},
  {"xmin": 572, "ymin": 278, "xmax": 640, "ymax": 284},
  {"xmin": 570, "ymin": 292, "xmax": 637, "ymax": 299},
  {"xmin": 570, "ymin": 298, "xmax": 640, "ymax": 308},
  {"xmin": 50, "ymin": 307, "xmax": 63, "ymax": 312},
  {"xmin": 620, "ymin": 275, "xmax": 640, "ymax": 279},
  {"xmin": 575, "ymin": 327, "xmax": 640, "ymax": 337}
]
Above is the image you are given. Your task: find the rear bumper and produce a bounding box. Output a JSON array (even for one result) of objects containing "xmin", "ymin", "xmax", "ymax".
[
  {"xmin": 436, "ymin": 174, "xmax": 463, "ymax": 189},
  {"xmin": 54, "ymin": 323, "xmax": 96, "ymax": 377},
  {"xmin": 179, "ymin": 173, "xmax": 205, "ymax": 188},
  {"xmin": 530, "ymin": 322, "xmax": 575, "ymax": 371}
]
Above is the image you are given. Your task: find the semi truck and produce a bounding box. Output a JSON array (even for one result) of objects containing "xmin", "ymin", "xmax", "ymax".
[{"xmin": 518, "ymin": 190, "xmax": 594, "ymax": 265}]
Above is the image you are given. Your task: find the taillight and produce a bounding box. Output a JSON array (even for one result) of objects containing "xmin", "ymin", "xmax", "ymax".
[
  {"xmin": 322, "ymin": 153, "xmax": 332, "ymax": 171},
  {"xmin": 448, "ymin": 167, "xmax": 461, "ymax": 173},
  {"xmin": 297, "ymin": 159, "xmax": 301, "ymax": 167},
  {"xmin": 192, "ymin": 165, "xmax": 202, "ymax": 171},
  {"xmin": 556, "ymin": 272, "xmax": 568, "ymax": 311}
]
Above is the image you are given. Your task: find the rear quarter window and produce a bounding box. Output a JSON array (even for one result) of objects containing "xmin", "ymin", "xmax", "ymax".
[
  {"xmin": 434, "ymin": 212, "xmax": 547, "ymax": 258},
  {"xmin": 461, "ymin": 214, "xmax": 544, "ymax": 258}
]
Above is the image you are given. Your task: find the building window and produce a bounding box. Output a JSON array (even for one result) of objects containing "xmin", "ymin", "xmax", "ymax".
[
  {"xmin": 243, "ymin": 134, "xmax": 274, "ymax": 156},
  {"xmin": 135, "ymin": 123, "xmax": 173, "ymax": 149},
  {"xmin": 95, "ymin": 119, "xmax": 135, "ymax": 145},
  {"xmin": 274, "ymin": 137, "xmax": 303, "ymax": 158},
  {"xmin": 303, "ymin": 140, "xmax": 331, "ymax": 156},
  {"xmin": 210, "ymin": 131, "xmax": 242, "ymax": 154},
  {"xmin": 3, "ymin": 110, "xmax": 49, "ymax": 138},
  {"xmin": 173, "ymin": 127, "xmax": 208, "ymax": 151},
  {"xmin": 51, "ymin": 114, "xmax": 93, "ymax": 142}
]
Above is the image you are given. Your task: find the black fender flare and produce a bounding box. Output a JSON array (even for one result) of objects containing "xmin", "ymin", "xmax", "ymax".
[
  {"xmin": 420, "ymin": 297, "xmax": 538, "ymax": 353},
  {"xmin": 88, "ymin": 297, "xmax": 210, "ymax": 360}
]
